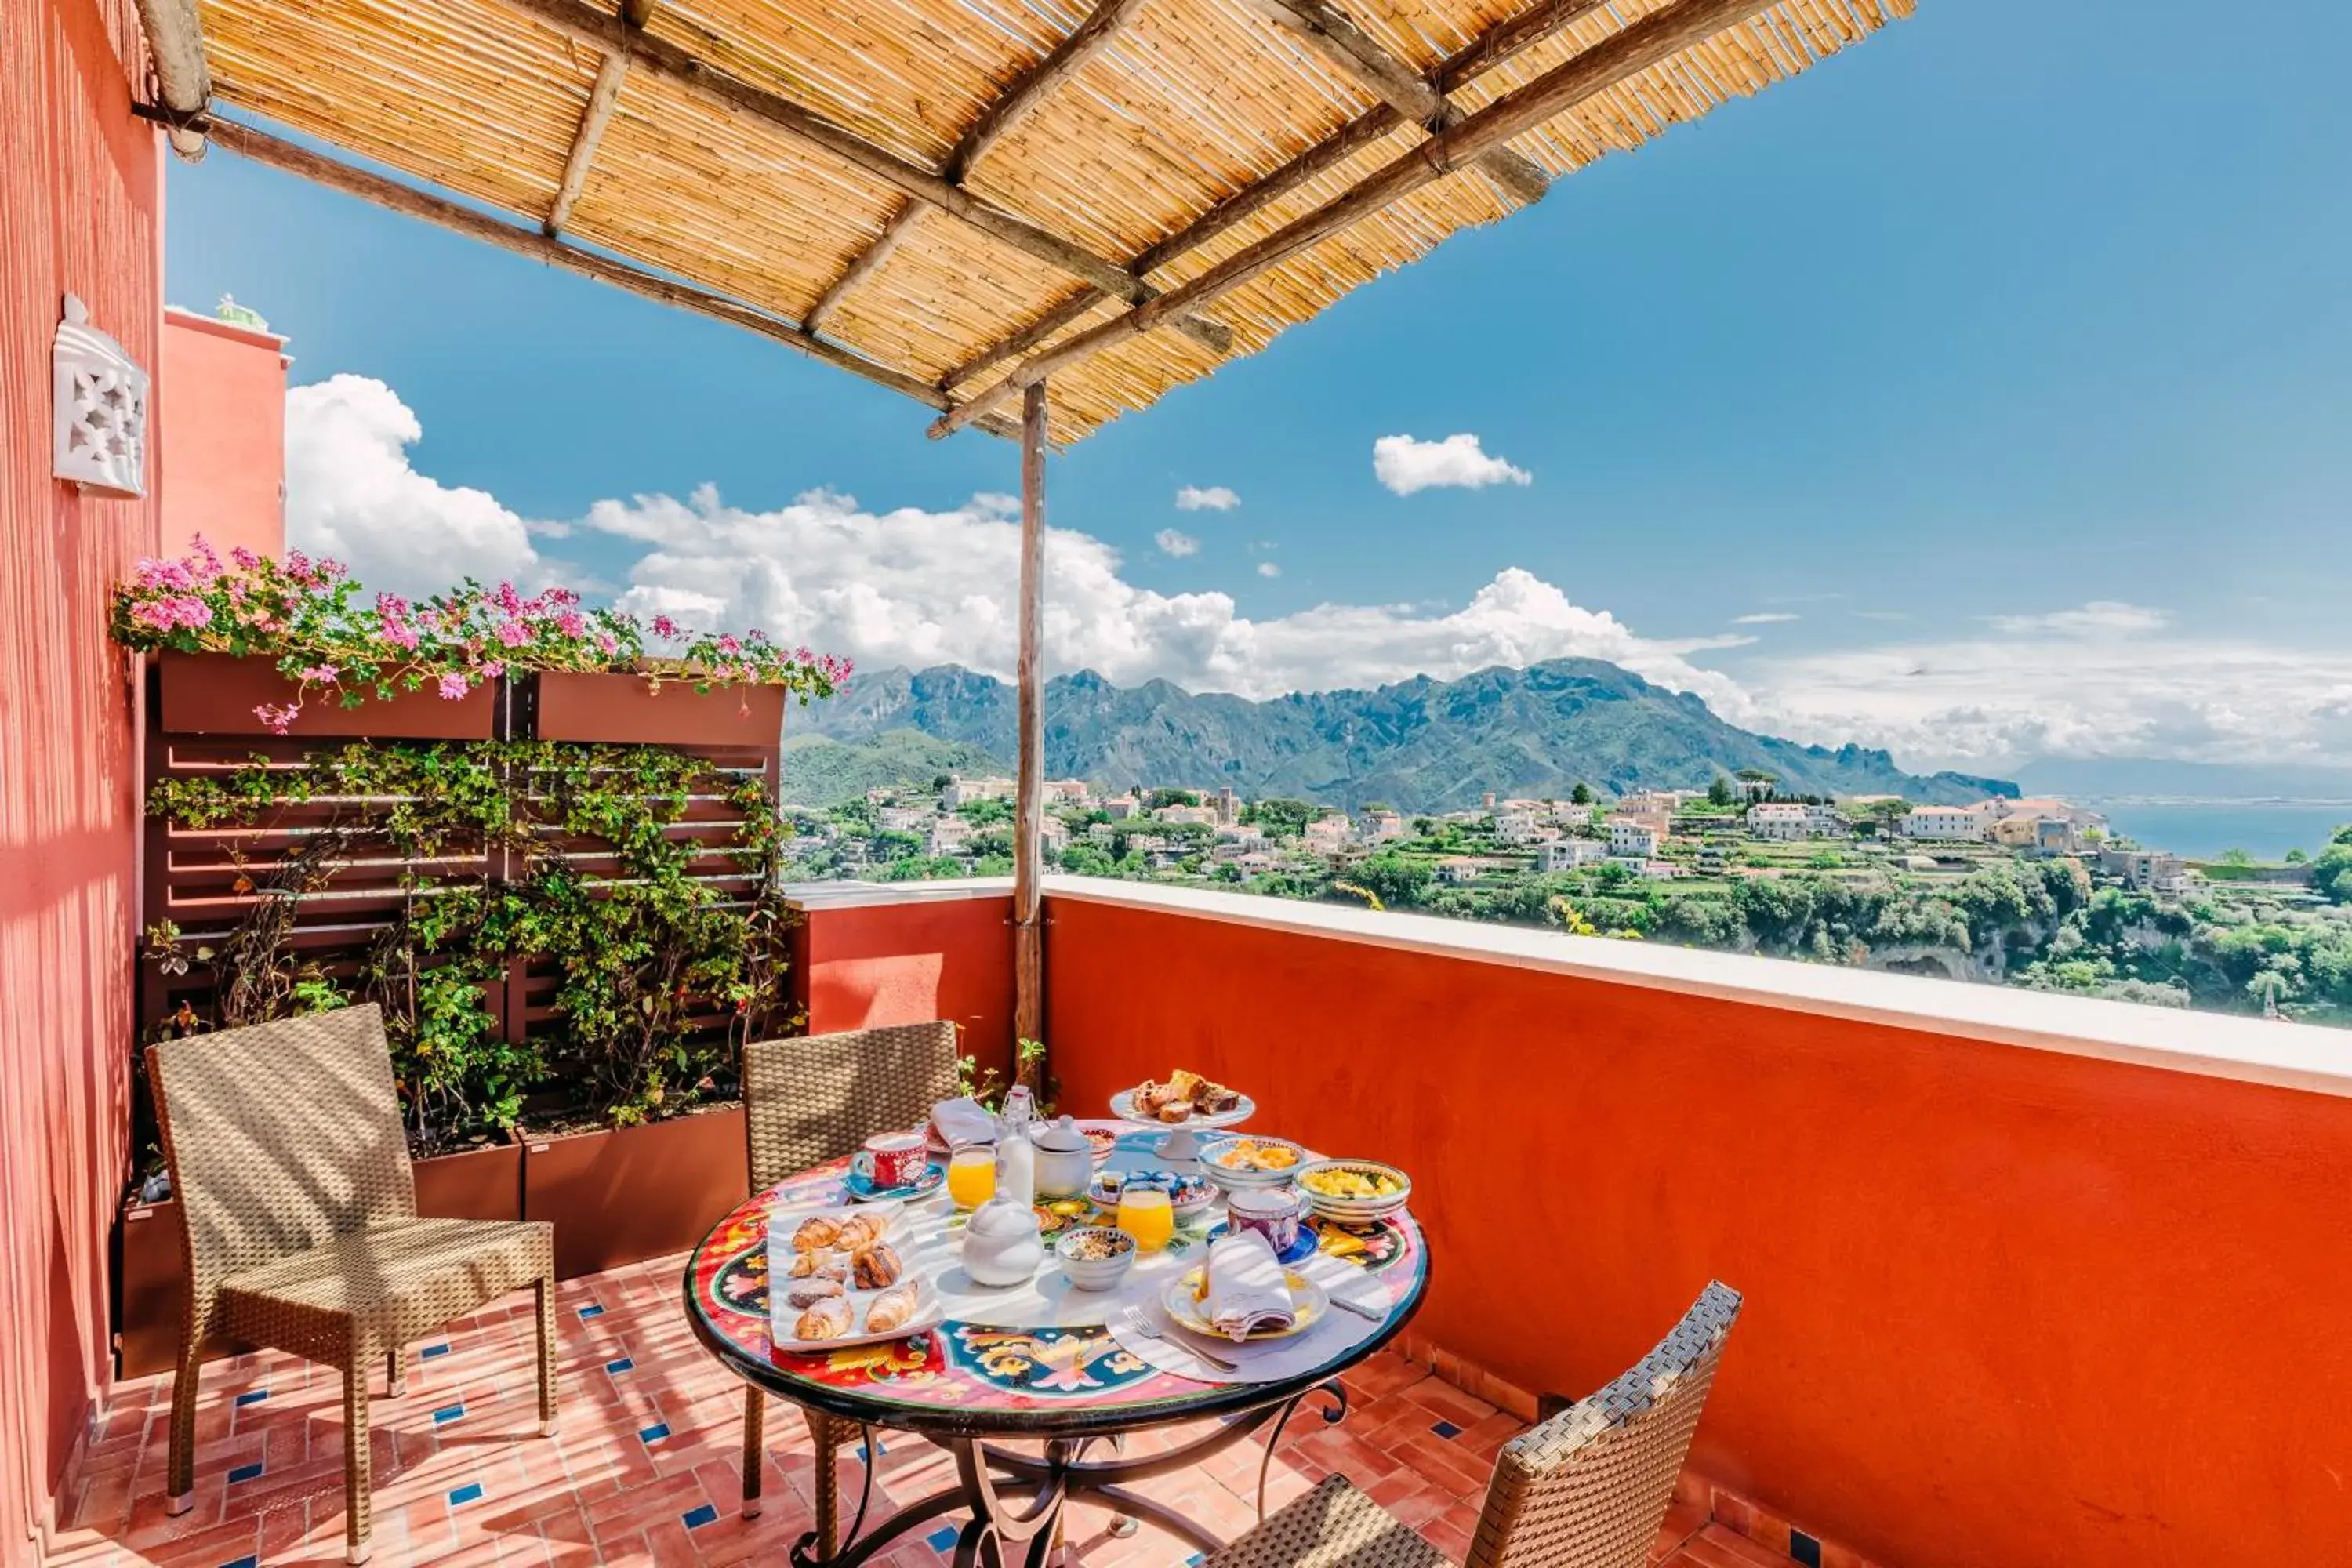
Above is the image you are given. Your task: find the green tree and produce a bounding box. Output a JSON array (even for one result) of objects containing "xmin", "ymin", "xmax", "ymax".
[
  {"xmin": 1244, "ymin": 797, "xmax": 1316, "ymax": 838},
  {"xmin": 2312, "ymin": 826, "xmax": 2352, "ymax": 904},
  {"xmin": 2219, "ymin": 846, "xmax": 2254, "ymax": 868},
  {"xmin": 1146, "ymin": 788, "xmax": 1201, "ymax": 809},
  {"xmin": 959, "ymin": 795, "xmax": 1014, "ymax": 826},
  {"xmin": 1706, "ymin": 775, "xmax": 1734, "ymax": 808},
  {"xmin": 1570, "ymin": 782, "xmax": 1594, "ymax": 806},
  {"xmin": 1352, "ymin": 852, "xmax": 1432, "ymax": 908}
]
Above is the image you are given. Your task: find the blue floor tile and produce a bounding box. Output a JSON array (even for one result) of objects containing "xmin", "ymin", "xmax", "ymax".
[
  {"xmin": 578, "ymin": 1304, "xmax": 604, "ymax": 1319},
  {"xmin": 220, "ymin": 1555, "xmax": 259, "ymax": 1568},
  {"xmin": 448, "ymin": 1483, "xmax": 484, "ymax": 1508},
  {"xmin": 232, "ymin": 1389, "xmax": 268, "ymax": 1407},
  {"xmin": 640, "ymin": 1422, "xmax": 670, "ymax": 1444},
  {"xmin": 420, "ymin": 1343, "xmax": 451, "ymax": 1360},
  {"xmin": 854, "ymin": 1438, "xmax": 887, "ymax": 1462},
  {"xmin": 1430, "ymin": 1419, "xmax": 1463, "ymax": 1439},
  {"xmin": 227, "ymin": 1462, "xmax": 263, "ymax": 1485},
  {"xmin": 925, "ymin": 1526, "xmax": 960, "ymax": 1553},
  {"xmin": 605, "ymin": 1356, "xmax": 634, "ymax": 1374},
  {"xmin": 681, "ymin": 1503, "xmax": 720, "ymax": 1530},
  {"xmin": 433, "ymin": 1403, "xmax": 466, "ymax": 1425}
]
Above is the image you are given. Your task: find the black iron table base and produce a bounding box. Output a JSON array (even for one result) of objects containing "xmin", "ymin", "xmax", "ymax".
[{"xmin": 792, "ymin": 1381, "xmax": 1349, "ymax": 1568}]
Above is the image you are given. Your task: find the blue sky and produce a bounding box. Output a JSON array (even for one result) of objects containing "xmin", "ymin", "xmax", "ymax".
[{"xmin": 164, "ymin": 0, "xmax": 2352, "ymax": 781}]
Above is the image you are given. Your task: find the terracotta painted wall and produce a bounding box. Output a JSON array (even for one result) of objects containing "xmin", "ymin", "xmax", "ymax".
[
  {"xmin": 157, "ymin": 309, "xmax": 288, "ymax": 561},
  {"xmin": 792, "ymin": 896, "xmax": 1014, "ymax": 1083},
  {"xmin": 0, "ymin": 0, "xmax": 158, "ymax": 1554},
  {"xmin": 1044, "ymin": 895, "xmax": 2352, "ymax": 1568}
]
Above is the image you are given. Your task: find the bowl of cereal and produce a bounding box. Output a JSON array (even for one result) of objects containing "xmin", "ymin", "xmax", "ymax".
[{"xmin": 1054, "ymin": 1225, "xmax": 1138, "ymax": 1292}]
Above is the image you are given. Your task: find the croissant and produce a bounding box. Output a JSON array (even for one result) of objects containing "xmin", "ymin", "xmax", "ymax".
[
  {"xmin": 851, "ymin": 1241, "xmax": 903, "ymax": 1290},
  {"xmin": 864, "ymin": 1280, "xmax": 921, "ymax": 1336},
  {"xmin": 786, "ymin": 1276, "xmax": 846, "ymax": 1310},
  {"xmin": 792, "ymin": 1215, "xmax": 843, "ymax": 1252},
  {"xmin": 789, "ymin": 1247, "xmax": 844, "ymax": 1280},
  {"xmin": 793, "ymin": 1296, "xmax": 854, "ymax": 1341},
  {"xmin": 833, "ymin": 1212, "xmax": 886, "ymax": 1251}
]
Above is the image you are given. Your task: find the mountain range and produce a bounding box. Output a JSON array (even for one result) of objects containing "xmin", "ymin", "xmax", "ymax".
[{"xmin": 785, "ymin": 659, "xmax": 2013, "ymax": 811}]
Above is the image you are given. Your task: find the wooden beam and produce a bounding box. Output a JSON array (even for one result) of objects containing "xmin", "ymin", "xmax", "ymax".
[
  {"xmin": 487, "ymin": 0, "xmax": 1229, "ymax": 354},
  {"xmin": 939, "ymin": 0, "xmax": 1604, "ymax": 393},
  {"xmin": 933, "ymin": 0, "xmax": 1775, "ymax": 435},
  {"xmin": 544, "ymin": 2, "xmax": 652, "ymax": 237},
  {"xmin": 1011, "ymin": 380, "xmax": 1048, "ymax": 1058},
  {"xmin": 133, "ymin": 0, "xmax": 212, "ymax": 158},
  {"xmin": 1236, "ymin": 0, "xmax": 1549, "ymax": 207},
  {"xmin": 804, "ymin": 0, "xmax": 1152, "ymax": 334},
  {"xmin": 191, "ymin": 114, "xmax": 950, "ymax": 411}
]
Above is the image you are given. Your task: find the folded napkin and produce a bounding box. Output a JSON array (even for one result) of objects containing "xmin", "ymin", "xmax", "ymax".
[
  {"xmin": 930, "ymin": 1097, "xmax": 997, "ymax": 1147},
  {"xmin": 1205, "ymin": 1230, "xmax": 1296, "ymax": 1341}
]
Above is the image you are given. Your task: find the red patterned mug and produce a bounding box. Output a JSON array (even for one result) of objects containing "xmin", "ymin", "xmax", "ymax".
[{"xmin": 855, "ymin": 1131, "xmax": 929, "ymax": 1190}]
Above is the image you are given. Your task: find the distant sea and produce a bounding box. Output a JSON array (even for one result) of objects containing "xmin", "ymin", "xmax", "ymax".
[{"xmin": 2081, "ymin": 800, "xmax": 2352, "ymax": 862}]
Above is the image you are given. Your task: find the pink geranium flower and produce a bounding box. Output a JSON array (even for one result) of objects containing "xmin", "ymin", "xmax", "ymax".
[{"xmin": 437, "ymin": 673, "xmax": 470, "ymax": 700}]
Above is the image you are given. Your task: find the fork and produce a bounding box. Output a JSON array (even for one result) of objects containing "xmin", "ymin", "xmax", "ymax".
[{"xmin": 1121, "ymin": 1305, "xmax": 1241, "ymax": 1373}]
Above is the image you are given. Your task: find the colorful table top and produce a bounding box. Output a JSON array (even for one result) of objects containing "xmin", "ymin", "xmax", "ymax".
[{"xmin": 682, "ymin": 1121, "xmax": 1428, "ymax": 1436}]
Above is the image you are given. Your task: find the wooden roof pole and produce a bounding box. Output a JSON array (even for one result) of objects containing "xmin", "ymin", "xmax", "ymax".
[
  {"xmin": 544, "ymin": 0, "xmax": 656, "ymax": 236},
  {"xmin": 488, "ymin": 0, "xmax": 1230, "ymax": 355},
  {"xmin": 932, "ymin": 0, "xmax": 1770, "ymax": 435},
  {"xmin": 1012, "ymin": 379, "xmax": 1049, "ymax": 1065},
  {"xmin": 1236, "ymin": 0, "xmax": 1550, "ymax": 207},
  {"xmin": 132, "ymin": 0, "xmax": 212, "ymax": 158},
  {"xmin": 184, "ymin": 114, "xmax": 967, "ymax": 414},
  {"xmin": 807, "ymin": 0, "xmax": 1153, "ymax": 337},
  {"xmin": 938, "ymin": 0, "xmax": 1610, "ymax": 393}
]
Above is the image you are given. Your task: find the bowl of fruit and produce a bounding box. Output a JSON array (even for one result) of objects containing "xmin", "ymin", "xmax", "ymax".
[
  {"xmin": 1295, "ymin": 1160, "xmax": 1411, "ymax": 1223},
  {"xmin": 1199, "ymin": 1134, "xmax": 1308, "ymax": 1192}
]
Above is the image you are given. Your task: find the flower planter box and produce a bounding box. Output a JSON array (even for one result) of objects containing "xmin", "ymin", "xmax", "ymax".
[
  {"xmin": 534, "ymin": 670, "xmax": 785, "ymax": 747},
  {"xmin": 521, "ymin": 1106, "xmax": 750, "ymax": 1279},
  {"xmin": 114, "ymin": 1139, "xmax": 524, "ymax": 1378},
  {"xmin": 158, "ymin": 648, "xmax": 495, "ymax": 739}
]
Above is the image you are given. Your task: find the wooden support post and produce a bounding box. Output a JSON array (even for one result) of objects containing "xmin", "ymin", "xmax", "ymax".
[{"xmin": 1011, "ymin": 381, "xmax": 1049, "ymax": 1074}]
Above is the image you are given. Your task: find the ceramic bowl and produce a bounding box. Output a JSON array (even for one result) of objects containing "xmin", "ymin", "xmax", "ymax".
[
  {"xmin": 1198, "ymin": 1134, "xmax": 1309, "ymax": 1192},
  {"xmin": 1294, "ymin": 1159, "xmax": 1412, "ymax": 1223},
  {"xmin": 1054, "ymin": 1225, "xmax": 1137, "ymax": 1292}
]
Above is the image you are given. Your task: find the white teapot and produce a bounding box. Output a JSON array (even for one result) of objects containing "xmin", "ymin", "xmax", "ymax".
[
  {"xmin": 1033, "ymin": 1116, "xmax": 1094, "ymax": 1199},
  {"xmin": 961, "ymin": 1198, "xmax": 1045, "ymax": 1288}
]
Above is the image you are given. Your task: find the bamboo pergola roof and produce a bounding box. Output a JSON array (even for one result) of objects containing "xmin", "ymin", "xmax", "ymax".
[{"xmin": 161, "ymin": 0, "xmax": 1913, "ymax": 442}]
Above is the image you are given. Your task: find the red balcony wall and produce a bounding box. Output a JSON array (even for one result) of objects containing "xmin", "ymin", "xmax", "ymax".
[
  {"xmin": 157, "ymin": 308, "xmax": 289, "ymax": 561},
  {"xmin": 1045, "ymin": 891, "xmax": 2352, "ymax": 1568},
  {"xmin": 789, "ymin": 891, "xmax": 1014, "ymax": 1084},
  {"xmin": 0, "ymin": 0, "xmax": 159, "ymax": 1552}
]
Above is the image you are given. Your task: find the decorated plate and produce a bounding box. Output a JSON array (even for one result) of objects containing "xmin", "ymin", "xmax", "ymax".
[
  {"xmin": 1109, "ymin": 1087, "xmax": 1257, "ymax": 1130},
  {"xmin": 775, "ymin": 1294, "xmax": 945, "ymax": 1354},
  {"xmin": 844, "ymin": 1159, "xmax": 946, "ymax": 1203},
  {"xmin": 1200, "ymin": 1135, "xmax": 1308, "ymax": 1189},
  {"xmin": 1205, "ymin": 1220, "xmax": 1318, "ymax": 1265},
  {"xmin": 1160, "ymin": 1267, "xmax": 1328, "ymax": 1341},
  {"xmin": 1089, "ymin": 1170, "xmax": 1216, "ymax": 1216}
]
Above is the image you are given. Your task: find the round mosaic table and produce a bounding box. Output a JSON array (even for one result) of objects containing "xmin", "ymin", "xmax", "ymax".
[{"xmin": 682, "ymin": 1122, "xmax": 1428, "ymax": 1568}]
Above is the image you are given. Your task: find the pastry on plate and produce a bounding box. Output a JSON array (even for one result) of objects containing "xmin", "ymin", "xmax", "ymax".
[
  {"xmin": 791, "ymin": 1215, "xmax": 842, "ymax": 1252},
  {"xmin": 793, "ymin": 1296, "xmax": 853, "ymax": 1341},
  {"xmin": 851, "ymin": 1241, "xmax": 903, "ymax": 1289},
  {"xmin": 785, "ymin": 1276, "xmax": 845, "ymax": 1310},
  {"xmin": 789, "ymin": 1246, "xmax": 846, "ymax": 1280},
  {"xmin": 833, "ymin": 1212, "xmax": 887, "ymax": 1251},
  {"xmin": 864, "ymin": 1280, "xmax": 922, "ymax": 1335}
]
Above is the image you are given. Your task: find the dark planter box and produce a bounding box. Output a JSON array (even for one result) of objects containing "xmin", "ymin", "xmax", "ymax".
[
  {"xmin": 158, "ymin": 649, "xmax": 495, "ymax": 739},
  {"xmin": 114, "ymin": 1140, "xmax": 524, "ymax": 1378},
  {"xmin": 535, "ymin": 670, "xmax": 785, "ymax": 746},
  {"xmin": 521, "ymin": 1106, "xmax": 750, "ymax": 1279}
]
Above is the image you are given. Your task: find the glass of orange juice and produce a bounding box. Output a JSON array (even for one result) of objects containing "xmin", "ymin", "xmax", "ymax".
[
  {"xmin": 1115, "ymin": 1185, "xmax": 1174, "ymax": 1253},
  {"xmin": 947, "ymin": 1144, "xmax": 996, "ymax": 1209}
]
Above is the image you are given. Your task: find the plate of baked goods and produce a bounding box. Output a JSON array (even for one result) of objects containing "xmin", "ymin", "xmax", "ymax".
[
  {"xmin": 1111, "ymin": 1069, "xmax": 1254, "ymax": 1128},
  {"xmin": 768, "ymin": 1204, "xmax": 941, "ymax": 1349}
]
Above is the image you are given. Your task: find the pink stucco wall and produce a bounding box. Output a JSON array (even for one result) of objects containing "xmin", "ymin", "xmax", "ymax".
[
  {"xmin": 158, "ymin": 308, "xmax": 289, "ymax": 560},
  {"xmin": 0, "ymin": 0, "xmax": 158, "ymax": 1553}
]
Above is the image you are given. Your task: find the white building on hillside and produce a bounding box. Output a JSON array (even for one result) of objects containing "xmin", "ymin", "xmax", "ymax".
[
  {"xmin": 1304, "ymin": 815, "xmax": 1352, "ymax": 852},
  {"xmin": 942, "ymin": 775, "xmax": 1016, "ymax": 808},
  {"xmin": 1747, "ymin": 803, "xmax": 1813, "ymax": 841},
  {"xmin": 1101, "ymin": 794, "xmax": 1140, "ymax": 820},
  {"xmin": 1900, "ymin": 806, "xmax": 1983, "ymax": 842},
  {"xmin": 1044, "ymin": 779, "xmax": 1091, "ymax": 806},
  {"xmin": 878, "ymin": 804, "xmax": 933, "ymax": 833},
  {"xmin": 1494, "ymin": 812, "xmax": 1545, "ymax": 845},
  {"xmin": 1434, "ymin": 856, "xmax": 1484, "ymax": 884},
  {"xmin": 1156, "ymin": 804, "xmax": 1218, "ymax": 826},
  {"xmin": 1539, "ymin": 839, "xmax": 1607, "ymax": 873},
  {"xmin": 1358, "ymin": 809, "xmax": 1407, "ymax": 844},
  {"xmin": 1608, "ymin": 820, "xmax": 1661, "ymax": 859}
]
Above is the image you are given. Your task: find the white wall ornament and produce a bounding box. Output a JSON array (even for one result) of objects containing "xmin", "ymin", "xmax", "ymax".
[{"xmin": 53, "ymin": 293, "xmax": 150, "ymax": 498}]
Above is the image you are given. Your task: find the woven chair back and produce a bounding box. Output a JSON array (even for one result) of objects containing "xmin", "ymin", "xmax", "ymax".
[
  {"xmin": 742, "ymin": 1022, "xmax": 960, "ymax": 1188},
  {"xmin": 147, "ymin": 1004, "xmax": 417, "ymax": 1341},
  {"xmin": 1465, "ymin": 1282, "xmax": 1743, "ymax": 1568}
]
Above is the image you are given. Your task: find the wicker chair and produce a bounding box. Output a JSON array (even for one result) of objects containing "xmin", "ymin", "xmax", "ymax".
[
  {"xmin": 738, "ymin": 1021, "xmax": 960, "ymax": 1546},
  {"xmin": 147, "ymin": 1004, "xmax": 557, "ymax": 1565},
  {"xmin": 1205, "ymin": 1283, "xmax": 1743, "ymax": 1568}
]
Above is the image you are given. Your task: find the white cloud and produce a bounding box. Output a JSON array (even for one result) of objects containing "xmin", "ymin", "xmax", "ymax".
[
  {"xmin": 1731, "ymin": 612, "xmax": 1800, "ymax": 625},
  {"xmin": 1372, "ymin": 433, "xmax": 1532, "ymax": 496},
  {"xmin": 1257, "ymin": 562, "xmax": 1282, "ymax": 579},
  {"xmin": 1176, "ymin": 485, "xmax": 1240, "ymax": 512},
  {"xmin": 285, "ymin": 376, "xmax": 543, "ymax": 597},
  {"xmin": 1986, "ymin": 601, "xmax": 2169, "ymax": 637},
  {"xmin": 1154, "ymin": 528, "xmax": 1200, "ymax": 558}
]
